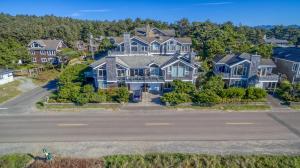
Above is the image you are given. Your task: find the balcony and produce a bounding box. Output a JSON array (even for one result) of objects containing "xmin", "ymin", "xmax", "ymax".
[
  {"xmin": 110, "ymin": 51, "xmax": 149, "ymax": 56},
  {"xmin": 258, "ymin": 74, "xmax": 279, "ymax": 82},
  {"xmin": 125, "ymin": 76, "xmax": 164, "ymax": 83},
  {"xmin": 214, "ymin": 71, "xmax": 230, "ymax": 79}
]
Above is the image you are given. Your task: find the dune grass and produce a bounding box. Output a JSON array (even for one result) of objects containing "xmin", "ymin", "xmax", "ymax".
[
  {"xmin": 0, "ymin": 154, "xmax": 32, "ymax": 168},
  {"xmin": 0, "ymin": 80, "xmax": 21, "ymax": 104}
]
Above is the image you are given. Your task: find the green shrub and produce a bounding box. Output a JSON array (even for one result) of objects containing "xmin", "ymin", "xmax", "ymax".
[
  {"xmin": 172, "ymin": 80, "xmax": 196, "ymax": 94},
  {"xmin": 115, "ymin": 87, "xmax": 130, "ymax": 103},
  {"xmin": 57, "ymin": 83, "xmax": 81, "ymax": 101},
  {"xmin": 161, "ymin": 92, "xmax": 191, "ymax": 105},
  {"xmin": 75, "ymin": 93, "xmax": 89, "ymax": 105},
  {"xmin": 222, "ymin": 87, "xmax": 245, "ymax": 99},
  {"xmin": 244, "ymin": 87, "xmax": 267, "ymax": 100},
  {"xmin": 193, "ymin": 90, "xmax": 221, "ymax": 105},
  {"xmin": 89, "ymin": 92, "xmax": 106, "ymax": 103},
  {"xmin": 202, "ymin": 76, "xmax": 224, "ymax": 94},
  {"xmin": 0, "ymin": 154, "xmax": 32, "ymax": 168}
]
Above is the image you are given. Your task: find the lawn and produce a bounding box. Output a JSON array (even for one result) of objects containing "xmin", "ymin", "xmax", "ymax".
[
  {"xmin": 4, "ymin": 153, "xmax": 300, "ymax": 168},
  {"xmin": 0, "ymin": 80, "xmax": 21, "ymax": 104},
  {"xmin": 0, "ymin": 154, "xmax": 32, "ymax": 168},
  {"xmin": 36, "ymin": 102, "xmax": 121, "ymax": 111},
  {"xmin": 31, "ymin": 69, "xmax": 60, "ymax": 85},
  {"xmin": 171, "ymin": 104, "xmax": 271, "ymax": 111}
]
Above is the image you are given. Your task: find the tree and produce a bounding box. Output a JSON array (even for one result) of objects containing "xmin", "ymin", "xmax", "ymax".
[
  {"xmin": 202, "ymin": 76, "xmax": 224, "ymax": 94},
  {"xmin": 98, "ymin": 38, "xmax": 114, "ymax": 53},
  {"xmin": 193, "ymin": 90, "xmax": 220, "ymax": 105}
]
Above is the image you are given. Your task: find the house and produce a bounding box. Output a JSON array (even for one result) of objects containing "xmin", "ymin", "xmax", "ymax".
[
  {"xmin": 273, "ymin": 47, "xmax": 300, "ymax": 83},
  {"xmin": 87, "ymin": 53, "xmax": 200, "ymax": 92},
  {"xmin": 109, "ymin": 25, "xmax": 192, "ymax": 56},
  {"xmin": 0, "ymin": 69, "xmax": 14, "ymax": 85},
  {"xmin": 213, "ymin": 53, "xmax": 279, "ymax": 90},
  {"xmin": 74, "ymin": 40, "xmax": 88, "ymax": 52},
  {"xmin": 263, "ymin": 35, "xmax": 289, "ymax": 47},
  {"xmin": 28, "ymin": 39, "xmax": 67, "ymax": 64}
]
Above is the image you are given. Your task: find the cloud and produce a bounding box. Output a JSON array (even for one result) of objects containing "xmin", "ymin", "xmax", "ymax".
[
  {"xmin": 79, "ymin": 9, "xmax": 111, "ymax": 13},
  {"xmin": 195, "ymin": 1, "xmax": 233, "ymax": 6},
  {"xmin": 71, "ymin": 12, "xmax": 80, "ymax": 17}
]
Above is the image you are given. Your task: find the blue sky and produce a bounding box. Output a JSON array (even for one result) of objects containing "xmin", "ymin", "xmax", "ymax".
[{"xmin": 0, "ymin": 0, "xmax": 299, "ymax": 26}]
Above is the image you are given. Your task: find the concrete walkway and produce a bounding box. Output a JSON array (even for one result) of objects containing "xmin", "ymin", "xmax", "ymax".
[{"xmin": 267, "ymin": 94, "xmax": 293, "ymax": 112}]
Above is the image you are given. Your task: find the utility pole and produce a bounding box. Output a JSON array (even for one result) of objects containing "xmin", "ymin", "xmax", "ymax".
[{"xmin": 89, "ymin": 33, "xmax": 95, "ymax": 60}]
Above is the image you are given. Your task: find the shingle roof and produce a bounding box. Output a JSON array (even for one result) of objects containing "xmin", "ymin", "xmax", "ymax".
[
  {"xmin": 135, "ymin": 27, "xmax": 176, "ymax": 37},
  {"xmin": 28, "ymin": 39, "xmax": 63, "ymax": 50},
  {"xmin": 90, "ymin": 55, "xmax": 198, "ymax": 69},
  {"xmin": 214, "ymin": 53, "xmax": 275, "ymax": 67},
  {"xmin": 0, "ymin": 69, "xmax": 13, "ymax": 75},
  {"xmin": 265, "ymin": 38, "xmax": 289, "ymax": 44},
  {"xmin": 273, "ymin": 47, "xmax": 300, "ymax": 62},
  {"xmin": 111, "ymin": 36, "xmax": 192, "ymax": 45}
]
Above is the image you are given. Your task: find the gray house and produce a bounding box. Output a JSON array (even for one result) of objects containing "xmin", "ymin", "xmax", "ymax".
[
  {"xmin": 213, "ymin": 53, "xmax": 278, "ymax": 90},
  {"xmin": 273, "ymin": 47, "xmax": 300, "ymax": 83},
  {"xmin": 87, "ymin": 53, "xmax": 200, "ymax": 92},
  {"xmin": 109, "ymin": 25, "xmax": 192, "ymax": 56}
]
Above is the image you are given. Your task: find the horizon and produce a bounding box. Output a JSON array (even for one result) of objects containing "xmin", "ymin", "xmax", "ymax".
[{"xmin": 0, "ymin": 0, "xmax": 300, "ymax": 26}]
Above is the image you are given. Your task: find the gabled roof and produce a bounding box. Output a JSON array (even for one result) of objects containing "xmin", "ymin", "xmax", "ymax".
[
  {"xmin": 111, "ymin": 36, "xmax": 192, "ymax": 45},
  {"xmin": 264, "ymin": 37, "xmax": 289, "ymax": 44},
  {"xmin": 135, "ymin": 27, "xmax": 176, "ymax": 37},
  {"xmin": 90, "ymin": 55, "xmax": 199, "ymax": 69},
  {"xmin": 273, "ymin": 47, "xmax": 300, "ymax": 62},
  {"xmin": 28, "ymin": 39, "xmax": 63, "ymax": 50},
  {"xmin": 214, "ymin": 53, "xmax": 275, "ymax": 67}
]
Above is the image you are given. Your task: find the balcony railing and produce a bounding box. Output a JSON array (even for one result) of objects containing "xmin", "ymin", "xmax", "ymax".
[
  {"xmin": 258, "ymin": 74, "xmax": 279, "ymax": 81},
  {"xmin": 214, "ymin": 71, "xmax": 230, "ymax": 78},
  {"xmin": 125, "ymin": 76, "xmax": 164, "ymax": 83}
]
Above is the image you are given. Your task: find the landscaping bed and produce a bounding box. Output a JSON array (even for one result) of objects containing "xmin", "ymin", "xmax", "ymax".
[{"xmin": 2, "ymin": 153, "xmax": 300, "ymax": 168}]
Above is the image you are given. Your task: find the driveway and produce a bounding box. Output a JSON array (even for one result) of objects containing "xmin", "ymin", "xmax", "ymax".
[{"xmin": 0, "ymin": 80, "xmax": 57, "ymax": 114}]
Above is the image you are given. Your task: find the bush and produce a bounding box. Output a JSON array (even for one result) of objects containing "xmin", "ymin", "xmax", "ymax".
[
  {"xmin": 202, "ymin": 76, "xmax": 224, "ymax": 94},
  {"xmin": 221, "ymin": 87, "xmax": 245, "ymax": 99},
  {"xmin": 115, "ymin": 87, "xmax": 130, "ymax": 103},
  {"xmin": 57, "ymin": 83, "xmax": 81, "ymax": 101},
  {"xmin": 161, "ymin": 92, "xmax": 191, "ymax": 105},
  {"xmin": 89, "ymin": 92, "xmax": 106, "ymax": 103},
  {"xmin": 172, "ymin": 80, "xmax": 196, "ymax": 94},
  {"xmin": 193, "ymin": 90, "xmax": 221, "ymax": 105},
  {"xmin": 244, "ymin": 87, "xmax": 267, "ymax": 100}
]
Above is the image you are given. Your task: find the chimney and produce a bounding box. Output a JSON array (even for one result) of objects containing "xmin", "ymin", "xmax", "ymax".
[
  {"xmin": 105, "ymin": 56, "xmax": 117, "ymax": 82},
  {"xmin": 249, "ymin": 53, "xmax": 261, "ymax": 77},
  {"xmin": 189, "ymin": 51, "xmax": 196, "ymax": 64},
  {"xmin": 123, "ymin": 33, "xmax": 131, "ymax": 55},
  {"xmin": 146, "ymin": 24, "xmax": 151, "ymax": 37}
]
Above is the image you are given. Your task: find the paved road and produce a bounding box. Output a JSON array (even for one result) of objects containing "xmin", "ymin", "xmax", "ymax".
[
  {"xmin": 0, "ymin": 111, "xmax": 299, "ymax": 142},
  {"xmin": 0, "ymin": 80, "xmax": 56, "ymax": 114}
]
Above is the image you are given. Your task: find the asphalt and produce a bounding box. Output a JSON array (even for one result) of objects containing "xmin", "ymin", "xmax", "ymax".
[
  {"xmin": 0, "ymin": 80, "xmax": 56, "ymax": 114},
  {"xmin": 1, "ymin": 81, "xmax": 300, "ymax": 156}
]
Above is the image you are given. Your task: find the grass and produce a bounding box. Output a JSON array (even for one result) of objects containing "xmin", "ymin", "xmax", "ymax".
[
  {"xmin": 2, "ymin": 153, "xmax": 300, "ymax": 168},
  {"xmin": 219, "ymin": 104, "xmax": 271, "ymax": 111},
  {"xmin": 0, "ymin": 80, "xmax": 21, "ymax": 104},
  {"xmin": 103, "ymin": 153, "xmax": 300, "ymax": 168},
  {"xmin": 170, "ymin": 104, "xmax": 270, "ymax": 111},
  {"xmin": 290, "ymin": 105, "xmax": 300, "ymax": 110},
  {"xmin": 0, "ymin": 154, "xmax": 32, "ymax": 168},
  {"xmin": 36, "ymin": 102, "xmax": 121, "ymax": 111},
  {"xmin": 31, "ymin": 69, "xmax": 60, "ymax": 85}
]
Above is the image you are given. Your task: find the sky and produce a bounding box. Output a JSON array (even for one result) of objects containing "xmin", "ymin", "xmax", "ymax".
[{"xmin": 0, "ymin": 0, "xmax": 299, "ymax": 26}]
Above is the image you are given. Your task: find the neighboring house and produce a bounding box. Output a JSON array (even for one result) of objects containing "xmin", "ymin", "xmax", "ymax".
[
  {"xmin": 28, "ymin": 39, "xmax": 67, "ymax": 64},
  {"xmin": 74, "ymin": 40, "xmax": 88, "ymax": 52},
  {"xmin": 0, "ymin": 69, "xmax": 14, "ymax": 85},
  {"xmin": 273, "ymin": 47, "xmax": 300, "ymax": 83},
  {"xmin": 87, "ymin": 53, "xmax": 200, "ymax": 92},
  {"xmin": 213, "ymin": 53, "xmax": 278, "ymax": 90},
  {"xmin": 109, "ymin": 25, "xmax": 192, "ymax": 56},
  {"xmin": 263, "ymin": 35, "xmax": 289, "ymax": 47}
]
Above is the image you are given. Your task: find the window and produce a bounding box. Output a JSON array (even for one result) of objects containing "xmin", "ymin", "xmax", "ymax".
[
  {"xmin": 33, "ymin": 42, "xmax": 39, "ymax": 48},
  {"xmin": 98, "ymin": 69, "xmax": 106, "ymax": 77},
  {"xmin": 167, "ymin": 66, "xmax": 171, "ymax": 74},
  {"xmin": 141, "ymin": 46, "xmax": 148, "ymax": 52},
  {"xmin": 41, "ymin": 58, "xmax": 48, "ymax": 63},
  {"xmin": 32, "ymin": 57, "xmax": 36, "ymax": 62},
  {"xmin": 151, "ymin": 43, "xmax": 160, "ymax": 51},
  {"xmin": 292, "ymin": 63, "xmax": 299, "ymax": 72},
  {"xmin": 185, "ymin": 66, "xmax": 190, "ymax": 75},
  {"xmin": 131, "ymin": 42, "xmax": 138, "ymax": 52},
  {"xmin": 117, "ymin": 69, "xmax": 126, "ymax": 77},
  {"xmin": 233, "ymin": 65, "xmax": 247, "ymax": 76},
  {"xmin": 30, "ymin": 51, "xmax": 35, "ymax": 55},
  {"xmin": 0, "ymin": 75, "xmax": 3, "ymax": 79},
  {"xmin": 150, "ymin": 67, "xmax": 159, "ymax": 76},
  {"xmin": 169, "ymin": 41, "xmax": 176, "ymax": 51}
]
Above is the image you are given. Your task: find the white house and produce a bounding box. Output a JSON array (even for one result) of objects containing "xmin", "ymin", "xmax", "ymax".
[{"xmin": 0, "ymin": 69, "xmax": 14, "ymax": 85}]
